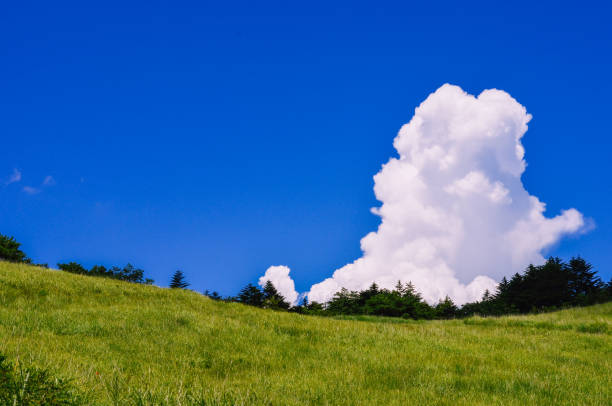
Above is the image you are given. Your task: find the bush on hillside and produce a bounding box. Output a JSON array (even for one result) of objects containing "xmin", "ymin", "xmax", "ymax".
[
  {"xmin": 57, "ymin": 261, "xmax": 153, "ymax": 284},
  {"xmin": 57, "ymin": 262, "xmax": 88, "ymax": 275},
  {"xmin": 0, "ymin": 353, "xmax": 83, "ymax": 405},
  {"xmin": 203, "ymin": 290, "xmax": 223, "ymax": 300},
  {"xmin": 0, "ymin": 233, "xmax": 30, "ymax": 263},
  {"xmin": 323, "ymin": 282, "xmax": 438, "ymax": 319}
]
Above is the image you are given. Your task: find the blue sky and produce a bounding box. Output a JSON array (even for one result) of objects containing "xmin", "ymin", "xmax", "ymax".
[{"xmin": 1, "ymin": 1, "xmax": 611, "ymax": 295}]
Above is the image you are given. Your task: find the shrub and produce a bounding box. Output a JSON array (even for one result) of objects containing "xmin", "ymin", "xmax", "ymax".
[
  {"xmin": 57, "ymin": 262, "xmax": 153, "ymax": 284},
  {"xmin": 0, "ymin": 233, "xmax": 30, "ymax": 263},
  {"xmin": 57, "ymin": 262, "xmax": 88, "ymax": 275},
  {"xmin": 0, "ymin": 354, "xmax": 83, "ymax": 405}
]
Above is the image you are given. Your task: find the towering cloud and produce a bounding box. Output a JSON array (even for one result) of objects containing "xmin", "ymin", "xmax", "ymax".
[{"xmin": 268, "ymin": 84, "xmax": 586, "ymax": 305}]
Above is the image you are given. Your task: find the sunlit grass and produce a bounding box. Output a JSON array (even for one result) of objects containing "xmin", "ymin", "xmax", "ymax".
[{"xmin": 1, "ymin": 261, "xmax": 610, "ymax": 405}]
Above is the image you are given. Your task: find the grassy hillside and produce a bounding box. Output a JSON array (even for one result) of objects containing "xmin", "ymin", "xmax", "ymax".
[{"xmin": 0, "ymin": 262, "xmax": 610, "ymax": 405}]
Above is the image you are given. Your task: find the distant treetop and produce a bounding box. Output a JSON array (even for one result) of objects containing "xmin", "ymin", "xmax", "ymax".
[{"xmin": 170, "ymin": 270, "xmax": 189, "ymax": 289}]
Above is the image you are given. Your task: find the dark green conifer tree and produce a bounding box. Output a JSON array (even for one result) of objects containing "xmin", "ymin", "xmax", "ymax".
[
  {"xmin": 169, "ymin": 270, "xmax": 189, "ymax": 289},
  {"xmin": 237, "ymin": 283, "xmax": 264, "ymax": 306},
  {"xmin": 262, "ymin": 280, "xmax": 290, "ymax": 310},
  {"xmin": 435, "ymin": 296, "xmax": 458, "ymax": 319},
  {"xmin": 568, "ymin": 257, "xmax": 602, "ymax": 302}
]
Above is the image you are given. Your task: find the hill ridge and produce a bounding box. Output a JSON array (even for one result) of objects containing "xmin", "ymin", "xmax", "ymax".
[{"xmin": 1, "ymin": 261, "xmax": 610, "ymax": 405}]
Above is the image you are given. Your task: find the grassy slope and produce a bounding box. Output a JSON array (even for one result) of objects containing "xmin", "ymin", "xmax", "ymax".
[{"xmin": 0, "ymin": 262, "xmax": 610, "ymax": 405}]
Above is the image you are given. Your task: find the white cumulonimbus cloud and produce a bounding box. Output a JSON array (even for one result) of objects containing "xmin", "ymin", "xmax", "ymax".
[
  {"xmin": 265, "ymin": 84, "xmax": 586, "ymax": 305},
  {"xmin": 259, "ymin": 265, "xmax": 300, "ymax": 306}
]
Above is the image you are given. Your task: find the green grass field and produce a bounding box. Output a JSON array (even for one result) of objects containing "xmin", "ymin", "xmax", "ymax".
[{"xmin": 0, "ymin": 261, "xmax": 610, "ymax": 405}]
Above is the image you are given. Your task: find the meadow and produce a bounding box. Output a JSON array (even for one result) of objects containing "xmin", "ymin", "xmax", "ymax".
[{"xmin": 0, "ymin": 261, "xmax": 610, "ymax": 405}]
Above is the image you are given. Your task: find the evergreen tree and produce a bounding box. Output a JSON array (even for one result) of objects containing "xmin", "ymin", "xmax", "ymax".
[
  {"xmin": 262, "ymin": 280, "xmax": 290, "ymax": 310},
  {"xmin": 169, "ymin": 270, "xmax": 189, "ymax": 289},
  {"xmin": 326, "ymin": 288, "xmax": 360, "ymax": 314},
  {"xmin": 496, "ymin": 277, "xmax": 509, "ymax": 299},
  {"xmin": 360, "ymin": 282, "xmax": 380, "ymax": 301},
  {"xmin": 305, "ymin": 300, "xmax": 324, "ymax": 314},
  {"xmin": 237, "ymin": 283, "xmax": 264, "ymax": 306},
  {"xmin": 519, "ymin": 257, "xmax": 572, "ymax": 311},
  {"xmin": 401, "ymin": 282, "xmax": 433, "ymax": 319},
  {"xmin": 403, "ymin": 282, "xmax": 421, "ymax": 300},
  {"xmin": 482, "ymin": 289, "xmax": 491, "ymax": 301},
  {"xmin": 435, "ymin": 296, "xmax": 458, "ymax": 319},
  {"xmin": 364, "ymin": 290, "xmax": 404, "ymax": 317},
  {"xmin": 567, "ymin": 257, "xmax": 602, "ymax": 302},
  {"xmin": 262, "ymin": 280, "xmax": 278, "ymax": 298},
  {"xmin": 394, "ymin": 281, "xmax": 405, "ymax": 296}
]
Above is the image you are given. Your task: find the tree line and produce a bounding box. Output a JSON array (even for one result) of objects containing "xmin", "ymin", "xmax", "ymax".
[
  {"xmin": 223, "ymin": 256, "xmax": 611, "ymax": 319},
  {"xmin": 2, "ymin": 232, "xmax": 611, "ymax": 319},
  {"xmin": 0, "ymin": 233, "xmax": 155, "ymax": 285},
  {"xmin": 56, "ymin": 262, "xmax": 154, "ymax": 284},
  {"xmin": 460, "ymin": 256, "xmax": 611, "ymax": 316},
  {"xmin": 0, "ymin": 233, "xmax": 202, "ymax": 290}
]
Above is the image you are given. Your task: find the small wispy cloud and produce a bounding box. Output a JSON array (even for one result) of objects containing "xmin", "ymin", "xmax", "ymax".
[
  {"xmin": 19, "ymin": 174, "xmax": 56, "ymax": 195},
  {"xmin": 6, "ymin": 168, "xmax": 21, "ymax": 185},
  {"xmin": 22, "ymin": 186, "xmax": 40, "ymax": 195},
  {"xmin": 43, "ymin": 175, "xmax": 56, "ymax": 186}
]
